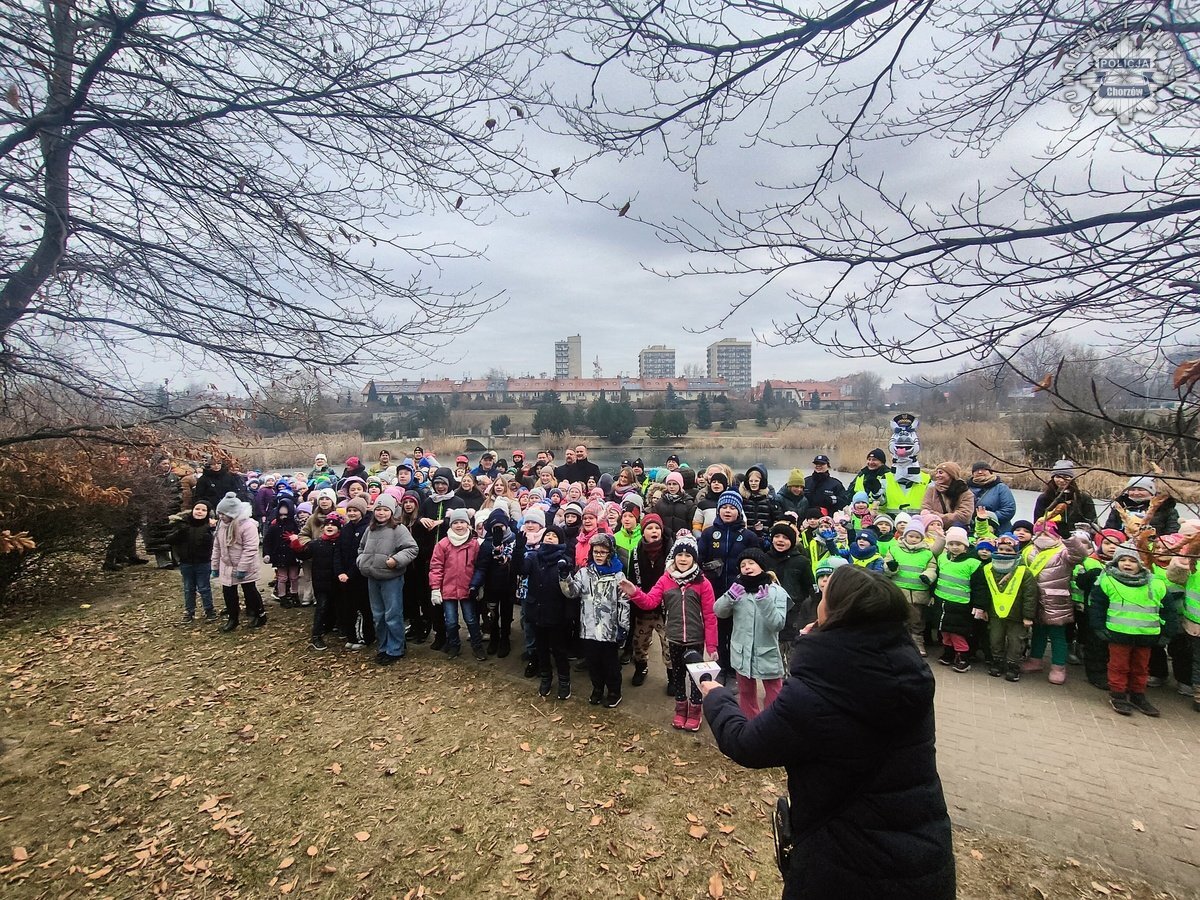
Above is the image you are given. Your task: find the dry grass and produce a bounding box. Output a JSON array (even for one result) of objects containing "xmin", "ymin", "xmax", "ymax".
[
  {"xmin": 216, "ymin": 433, "xmax": 468, "ymax": 472},
  {"xmin": 0, "ymin": 571, "xmax": 1183, "ymax": 899}
]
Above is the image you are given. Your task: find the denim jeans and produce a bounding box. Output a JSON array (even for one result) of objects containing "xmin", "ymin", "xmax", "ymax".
[
  {"xmin": 443, "ymin": 598, "xmax": 483, "ymax": 650},
  {"xmin": 521, "ymin": 595, "xmax": 537, "ymax": 658},
  {"xmin": 179, "ymin": 562, "xmax": 215, "ymax": 616},
  {"xmin": 368, "ymin": 576, "xmax": 406, "ymax": 658}
]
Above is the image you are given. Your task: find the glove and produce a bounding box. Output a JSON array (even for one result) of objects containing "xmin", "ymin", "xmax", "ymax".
[
  {"xmin": 233, "ymin": 570, "xmax": 247, "ymax": 581},
  {"xmin": 702, "ymin": 559, "xmax": 723, "ymax": 573},
  {"xmin": 919, "ymin": 574, "xmax": 933, "ymax": 586},
  {"xmin": 210, "ymin": 569, "xmax": 220, "ymax": 579},
  {"xmin": 430, "ymin": 589, "xmax": 443, "ymax": 606},
  {"xmin": 727, "ymin": 583, "xmax": 746, "ymax": 600},
  {"xmin": 556, "ymin": 559, "xmax": 571, "ymax": 578},
  {"xmin": 755, "ymin": 585, "xmax": 770, "ymax": 600},
  {"xmin": 491, "ymin": 524, "xmax": 505, "ymax": 543}
]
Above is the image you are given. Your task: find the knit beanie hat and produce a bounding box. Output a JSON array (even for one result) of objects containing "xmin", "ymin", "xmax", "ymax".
[
  {"xmin": 665, "ymin": 471, "xmax": 685, "ymax": 490},
  {"xmin": 1109, "ymin": 542, "xmax": 1142, "ymax": 568},
  {"xmin": 668, "ymin": 534, "xmax": 699, "ymax": 561},
  {"xmin": 346, "ymin": 496, "xmax": 369, "ymax": 517},
  {"xmin": 1096, "ymin": 528, "xmax": 1127, "ymax": 549},
  {"xmin": 522, "ymin": 507, "xmax": 546, "ymax": 528},
  {"xmin": 814, "ymin": 556, "xmax": 849, "ymax": 578},
  {"xmin": 786, "ymin": 468, "xmax": 805, "ymax": 488},
  {"xmin": 851, "ymin": 491, "xmax": 870, "ymax": 505},
  {"xmin": 903, "ymin": 518, "xmax": 927, "ymax": 539},
  {"xmin": 543, "ymin": 524, "xmax": 567, "ymax": 545},
  {"xmin": 296, "ymin": 501, "xmax": 313, "ymax": 516},
  {"xmin": 589, "ymin": 531, "xmax": 616, "ymax": 551},
  {"xmin": 873, "ymin": 514, "xmax": 894, "ymax": 529},
  {"xmin": 770, "ymin": 521, "xmax": 798, "ymax": 547},
  {"xmin": 324, "ymin": 512, "xmax": 345, "ymax": 529},
  {"xmin": 640, "ymin": 512, "xmax": 664, "ymax": 535},
  {"xmin": 717, "ymin": 490, "xmax": 744, "ymax": 513},
  {"xmin": 621, "ymin": 493, "xmax": 644, "ymax": 512},
  {"xmin": 583, "ymin": 500, "xmax": 605, "ymax": 520},
  {"xmin": 708, "ymin": 471, "xmax": 729, "ymax": 491},
  {"xmin": 1050, "ymin": 459, "xmax": 1077, "ymax": 479},
  {"xmin": 738, "ymin": 547, "xmax": 771, "ymax": 571},
  {"xmin": 1124, "ymin": 475, "xmax": 1156, "ymax": 494},
  {"xmin": 867, "ymin": 448, "xmax": 887, "ymax": 464},
  {"xmin": 1012, "ymin": 519, "xmax": 1034, "ymax": 533},
  {"xmin": 894, "ymin": 512, "xmax": 912, "ymax": 527},
  {"xmin": 374, "ymin": 494, "xmax": 399, "ymax": 517},
  {"xmin": 402, "ymin": 489, "xmax": 422, "ymax": 507},
  {"xmin": 976, "ymin": 539, "xmax": 996, "ymax": 553},
  {"xmin": 995, "ymin": 533, "xmax": 1019, "ymax": 552},
  {"xmin": 563, "ymin": 501, "xmax": 585, "ymax": 519},
  {"xmin": 447, "ymin": 507, "xmax": 472, "ymax": 526},
  {"xmin": 945, "ymin": 526, "xmax": 970, "ymax": 545},
  {"xmin": 216, "ymin": 491, "xmax": 244, "ymax": 518}
]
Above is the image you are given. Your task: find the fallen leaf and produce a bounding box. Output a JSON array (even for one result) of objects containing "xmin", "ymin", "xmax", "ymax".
[
  {"xmin": 708, "ymin": 872, "xmax": 725, "ymax": 898},
  {"xmin": 306, "ymin": 845, "xmax": 318, "ymax": 857},
  {"xmin": 531, "ymin": 827, "xmax": 549, "ymax": 841},
  {"xmin": 170, "ymin": 775, "xmax": 187, "ymax": 789},
  {"xmin": 513, "ymin": 844, "xmax": 529, "ymax": 854},
  {"xmin": 588, "ymin": 816, "xmax": 603, "ymax": 827},
  {"xmin": 12, "ymin": 847, "xmax": 28, "ymax": 861},
  {"xmin": 1066, "ymin": 858, "xmax": 1081, "ymax": 867},
  {"xmin": 717, "ymin": 824, "xmax": 735, "ymax": 835},
  {"xmin": 86, "ymin": 864, "xmax": 113, "ymax": 880},
  {"xmin": 519, "ymin": 742, "xmax": 531, "ymax": 752},
  {"xmin": 279, "ymin": 857, "xmax": 295, "ymax": 869},
  {"xmin": 354, "ymin": 831, "xmax": 370, "ymax": 842},
  {"xmin": 280, "ymin": 876, "xmax": 298, "ymax": 894},
  {"xmin": 68, "ymin": 784, "xmax": 90, "ymax": 797},
  {"xmin": 1131, "ymin": 819, "xmax": 1145, "ymax": 832},
  {"xmin": 197, "ymin": 796, "xmax": 219, "ymax": 812},
  {"xmin": 688, "ymin": 824, "xmax": 708, "ymax": 840},
  {"xmin": 329, "ymin": 762, "xmax": 342, "ymax": 775},
  {"xmin": 1091, "ymin": 882, "xmax": 1111, "ymax": 896},
  {"xmin": 970, "ymin": 849, "xmax": 984, "ymax": 861},
  {"xmin": 632, "ymin": 765, "xmax": 649, "ymax": 776}
]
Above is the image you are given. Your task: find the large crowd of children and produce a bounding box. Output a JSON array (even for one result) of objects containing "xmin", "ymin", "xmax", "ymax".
[{"xmin": 153, "ymin": 417, "xmax": 1200, "ymax": 723}]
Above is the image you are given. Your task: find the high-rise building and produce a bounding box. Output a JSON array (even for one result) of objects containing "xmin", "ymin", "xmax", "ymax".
[
  {"xmin": 554, "ymin": 334, "xmax": 582, "ymax": 379},
  {"xmin": 706, "ymin": 338, "xmax": 752, "ymax": 393},
  {"xmin": 638, "ymin": 344, "xmax": 676, "ymax": 379}
]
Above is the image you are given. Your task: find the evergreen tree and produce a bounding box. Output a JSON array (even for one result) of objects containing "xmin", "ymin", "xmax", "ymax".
[{"xmin": 696, "ymin": 394, "xmax": 713, "ymax": 428}]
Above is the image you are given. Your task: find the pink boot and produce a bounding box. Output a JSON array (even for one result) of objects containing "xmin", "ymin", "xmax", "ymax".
[
  {"xmin": 672, "ymin": 699, "xmax": 688, "ymax": 729},
  {"xmin": 1021, "ymin": 658, "xmax": 1044, "ymax": 673},
  {"xmin": 683, "ymin": 701, "xmax": 703, "ymax": 732},
  {"xmin": 1048, "ymin": 664, "xmax": 1067, "ymax": 685}
]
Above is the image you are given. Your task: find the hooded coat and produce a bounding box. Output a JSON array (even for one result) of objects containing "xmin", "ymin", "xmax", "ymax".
[
  {"xmin": 703, "ymin": 622, "xmax": 956, "ymax": 900},
  {"xmin": 738, "ymin": 465, "xmax": 777, "ymax": 534},
  {"xmin": 715, "ymin": 581, "xmax": 789, "ymax": 679},
  {"xmin": 1025, "ymin": 532, "xmax": 1092, "ymax": 626},
  {"xmin": 210, "ymin": 500, "xmax": 261, "ymax": 587},
  {"xmin": 920, "ymin": 463, "xmax": 975, "ymax": 528}
]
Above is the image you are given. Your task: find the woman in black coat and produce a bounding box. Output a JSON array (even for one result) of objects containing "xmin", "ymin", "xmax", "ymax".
[{"xmin": 700, "ymin": 566, "xmax": 955, "ymax": 900}]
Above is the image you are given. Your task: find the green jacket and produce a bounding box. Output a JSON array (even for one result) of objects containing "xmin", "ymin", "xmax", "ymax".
[{"xmin": 714, "ymin": 582, "xmax": 788, "ymax": 679}]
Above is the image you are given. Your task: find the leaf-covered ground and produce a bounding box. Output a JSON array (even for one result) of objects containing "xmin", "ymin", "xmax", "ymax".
[{"xmin": 0, "ymin": 567, "xmax": 1184, "ymax": 899}]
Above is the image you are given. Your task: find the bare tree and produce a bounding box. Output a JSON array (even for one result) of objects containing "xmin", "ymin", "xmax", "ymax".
[
  {"xmin": 556, "ymin": 0, "xmax": 1200, "ymax": 483},
  {"xmin": 1, "ymin": 0, "xmax": 560, "ymax": 440}
]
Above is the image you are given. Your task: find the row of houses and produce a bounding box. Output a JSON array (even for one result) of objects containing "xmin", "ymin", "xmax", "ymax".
[{"xmin": 363, "ymin": 377, "xmax": 860, "ymax": 408}]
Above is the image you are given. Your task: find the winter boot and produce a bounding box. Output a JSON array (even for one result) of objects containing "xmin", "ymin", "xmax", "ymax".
[
  {"xmin": 556, "ymin": 680, "xmax": 571, "ymax": 701},
  {"xmin": 951, "ymin": 652, "xmax": 971, "ymax": 673},
  {"xmin": 1109, "ymin": 691, "xmax": 1133, "ymax": 716},
  {"xmin": 497, "ymin": 635, "xmax": 512, "ymax": 659},
  {"xmin": 524, "ymin": 659, "xmax": 538, "ymax": 678},
  {"xmin": 1021, "ymin": 657, "xmax": 1044, "ymax": 673},
  {"xmin": 1048, "ymin": 664, "xmax": 1067, "ymax": 685},
  {"xmin": 539, "ymin": 676, "xmax": 552, "ymax": 698},
  {"xmin": 683, "ymin": 701, "xmax": 703, "ymax": 732},
  {"xmin": 1128, "ymin": 693, "xmax": 1161, "ymax": 717},
  {"xmin": 429, "ymin": 633, "xmax": 446, "ymax": 652},
  {"xmin": 248, "ymin": 614, "xmax": 267, "ymax": 629},
  {"xmin": 588, "ymin": 688, "xmax": 604, "ymax": 706},
  {"xmin": 631, "ymin": 662, "xmax": 648, "ymax": 687},
  {"xmin": 987, "ymin": 663, "xmax": 1002, "ymax": 678},
  {"xmin": 938, "ymin": 645, "xmax": 955, "ymax": 666},
  {"xmin": 672, "ymin": 699, "xmax": 688, "ymax": 729},
  {"xmin": 220, "ymin": 617, "xmax": 239, "ymax": 633},
  {"xmin": 664, "ymin": 668, "xmax": 678, "ymax": 697},
  {"xmin": 486, "ymin": 634, "xmax": 499, "ymax": 656},
  {"xmin": 1004, "ymin": 663, "xmax": 1021, "ymax": 683}
]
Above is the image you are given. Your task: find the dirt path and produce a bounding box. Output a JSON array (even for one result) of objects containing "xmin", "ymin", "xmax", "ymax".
[{"xmin": 0, "ymin": 568, "xmax": 1186, "ymax": 898}]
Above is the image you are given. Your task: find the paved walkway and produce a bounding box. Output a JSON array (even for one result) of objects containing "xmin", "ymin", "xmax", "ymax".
[{"xmin": 483, "ymin": 634, "xmax": 1200, "ymax": 892}]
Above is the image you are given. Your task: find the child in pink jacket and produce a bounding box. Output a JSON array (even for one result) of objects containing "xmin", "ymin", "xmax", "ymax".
[
  {"xmin": 620, "ymin": 534, "xmax": 717, "ymax": 732},
  {"xmin": 429, "ymin": 508, "xmax": 483, "ymax": 660},
  {"xmin": 211, "ymin": 492, "xmax": 266, "ymax": 632}
]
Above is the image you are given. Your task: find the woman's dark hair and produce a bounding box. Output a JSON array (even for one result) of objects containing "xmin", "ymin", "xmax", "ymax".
[{"xmin": 819, "ymin": 566, "xmax": 910, "ymax": 631}]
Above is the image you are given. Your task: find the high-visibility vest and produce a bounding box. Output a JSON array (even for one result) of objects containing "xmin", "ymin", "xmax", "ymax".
[
  {"xmin": 934, "ymin": 554, "xmax": 979, "ymax": 605},
  {"xmin": 1070, "ymin": 556, "xmax": 1103, "ymax": 606},
  {"xmin": 882, "ymin": 473, "xmax": 929, "ymax": 516},
  {"xmin": 983, "ymin": 565, "xmax": 1028, "ymax": 619},
  {"xmin": 1185, "ymin": 570, "xmax": 1200, "ymax": 626},
  {"xmin": 1098, "ymin": 574, "xmax": 1165, "ymax": 636},
  {"xmin": 888, "ymin": 544, "xmax": 933, "ymax": 591},
  {"xmin": 1022, "ymin": 545, "xmax": 1058, "ymax": 576},
  {"xmin": 852, "ymin": 553, "xmax": 881, "ymax": 569}
]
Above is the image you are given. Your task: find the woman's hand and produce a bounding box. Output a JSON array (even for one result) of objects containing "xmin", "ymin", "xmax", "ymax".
[
  {"xmin": 386, "ymin": 557, "xmax": 397, "ymax": 569},
  {"xmin": 699, "ymin": 680, "xmax": 722, "ymax": 698}
]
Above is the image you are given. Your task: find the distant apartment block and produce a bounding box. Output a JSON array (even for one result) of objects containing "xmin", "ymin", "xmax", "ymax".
[
  {"xmin": 706, "ymin": 338, "xmax": 752, "ymax": 393},
  {"xmin": 638, "ymin": 345, "xmax": 676, "ymax": 379},
  {"xmin": 554, "ymin": 335, "xmax": 582, "ymax": 379}
]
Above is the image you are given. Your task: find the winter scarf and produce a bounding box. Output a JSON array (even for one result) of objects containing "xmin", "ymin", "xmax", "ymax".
[
  {"xmin": 447, "ymin": 528, "xmax": 472, "ymax": 548},
  {"xmin": 1103, "ymin": 562, "xmax": 1151, "ymax": 587},
  {"xmin": 990, "ymin": 551, "xmax": 1019, "ymax": 576},
  {"xmin": 591, "ymin": 555, "xmax": 623, "ymax": 577},
  {"xmin": 668, "ymin": 559, "xmax": 701, "ymax": 584}
]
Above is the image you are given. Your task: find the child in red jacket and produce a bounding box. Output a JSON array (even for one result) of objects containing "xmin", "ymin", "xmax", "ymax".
[{"xmin": 429, "ymin": 508, "xmax": 483, "ymax": 660}]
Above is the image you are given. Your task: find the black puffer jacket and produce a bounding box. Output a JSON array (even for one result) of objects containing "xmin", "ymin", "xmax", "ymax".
[
  {"xmin": 522, "ymin": 542, "xmax": 575, "ymax": 627},
  {"xmin": 653, "ymin": 492, "xmax": 696, "ymax": 539},
  {"xmin": 739, "ymin": 465, "xmax": 777, "ymax": 535},
  {"xmin": 703, "ymin": 622, "xmax": 955, "ymax": 900},
  {"xmin": 166, "ymin": 514, "xmax": 214, "ymax": 565},
  {"xmin": 194, "ymin": 465, "xmax": 250, "ymax": 508}
]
